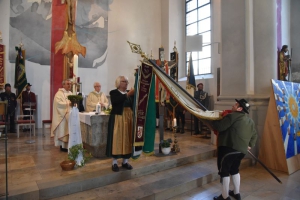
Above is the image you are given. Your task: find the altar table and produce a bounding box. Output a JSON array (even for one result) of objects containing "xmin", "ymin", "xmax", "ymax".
[{"xmin": 79, "ymin": 112, "xmax": 109, "ymax": 158}]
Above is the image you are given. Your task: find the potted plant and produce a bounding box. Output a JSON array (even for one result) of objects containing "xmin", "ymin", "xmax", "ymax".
[
  {"xmin": 68, "ymin": 144, "xmax": 91, "ymax": 167},
  {"xmin": 60, "ymin": 144, "xmax": 91, "ymax": 171},
  {"xmin": 67, "ymin": 95, "xmax": 83, "ymax": 107},
  {"xmin": 160, "ymin": 138, "xmax": 172, "ymax": 155}
]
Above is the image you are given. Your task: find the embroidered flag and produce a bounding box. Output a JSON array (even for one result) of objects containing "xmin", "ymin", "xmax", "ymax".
[
  {"xmin": 186, "ymin": 53, "xmax": 196, "ymax": 96},
  {"xmin": 14, "ymin": 46, "xmax": 27, "ymax": 99}
]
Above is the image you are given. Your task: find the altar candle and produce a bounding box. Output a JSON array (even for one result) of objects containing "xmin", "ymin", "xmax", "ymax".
[
  {"xmin": 73, "ymin": 54, "xmax": 78, "ymax": 94},
  {"xmin": 173, "ymin": 118, "xmax": 177, "ymax": 127}
]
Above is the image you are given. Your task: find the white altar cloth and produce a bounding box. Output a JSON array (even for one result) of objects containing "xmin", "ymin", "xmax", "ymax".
[{"xmin": 79, "ymin": 112, "xmax": 108, "ymax": 126}]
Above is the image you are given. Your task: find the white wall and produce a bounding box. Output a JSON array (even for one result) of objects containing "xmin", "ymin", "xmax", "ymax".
[
  {"xmin": 291, "ymin": 0, "xmax": 300, "ymax": 79},
  {"xmin": 281, "ymin": 0, "xmax": 291, "ymax": 47}
]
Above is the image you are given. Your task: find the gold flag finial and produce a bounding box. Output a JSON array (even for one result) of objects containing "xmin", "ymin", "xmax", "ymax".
[{"xmin": 127, "ymin": 41, "xmax": 148, "ymax": 59}]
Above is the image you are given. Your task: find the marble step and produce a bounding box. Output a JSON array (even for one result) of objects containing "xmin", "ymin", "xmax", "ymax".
[
  {"xmin": 51, "ymin": 158, "xmax": 251, "ymax": 200},
  {"xmin": 0, "ymin": 146, "xmax": 216, "ymax": 200},
  {"xmin": 38, "ymin": 148, "xmax": 216, "ymax": 200}
]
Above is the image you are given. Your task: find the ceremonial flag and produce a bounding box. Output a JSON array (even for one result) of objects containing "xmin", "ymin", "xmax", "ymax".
[
  {"xmin": 142, "ymin": 73, "xmax": 156, "ymax": 155},
  {"xmin": 0, "ymin": 44, "xmax": 5, "ymax": 88},
  {"xmin": 14, "ymin": 46, "xmax": 27, "ymax": 99},
  {"xmin": 132, "ymin": 62, "xmax": 156, "ymax": 159},
  {"xmin": 186, "ymin": 53, "xmax": 196, "ymax": 96}
]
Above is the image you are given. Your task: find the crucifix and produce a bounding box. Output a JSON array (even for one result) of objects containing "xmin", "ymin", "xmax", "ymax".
[{"xmin": 55, "ymin": 0, "xmax": 86, "ymax": 93}]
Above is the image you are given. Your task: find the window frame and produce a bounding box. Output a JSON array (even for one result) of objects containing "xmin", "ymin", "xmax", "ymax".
[{"xmin": 185, "ymin": 0, "xmax": 212, "ymax": 76}]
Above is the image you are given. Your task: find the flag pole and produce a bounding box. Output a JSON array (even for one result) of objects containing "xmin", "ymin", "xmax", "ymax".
[{"xmin": 247, "ymin": 150, "xmax": 282, "ymax": 184}]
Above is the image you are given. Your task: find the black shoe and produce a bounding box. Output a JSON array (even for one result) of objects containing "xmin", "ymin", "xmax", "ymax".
[
  {"xmin": 60, "ymin": 146, "xmax": 68, "ymax": 152},
  {"xmin": 213, "ymin": 194, "xmax": 231, "ymax": 200},
  {"xmin": 165, "ymin": 128, "xmax": 170, "ymax": 131},
  {"xmin": 112, "ymin": 164, "xmax": 119, "ymax": 172},
  {"xmin": 122, "ymin": 163, "xmax": 133, "ymax": 170},
  {"xmin": 229, "ymin": 190, "xmax": 241, "ymax": 200},
  {"xmin": 176, "ymin": 129, "xmax": 180, "ymax": 133},
  {"xmin": 22, "ymin": 129, "xmax": 27, "ymax": 132},
  {"xmin": 156, "ymin": 126, "xmax": 159, "ymax": 128},
  {"xmin": 180, "ymin": 129, "xmax": 185, "ymax": 134}
]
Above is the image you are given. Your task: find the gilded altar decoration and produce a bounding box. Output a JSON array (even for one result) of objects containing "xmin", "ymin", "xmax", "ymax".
[{"xmin": 55, "ymin": 0, "xmax": 86, "ymax": 80}]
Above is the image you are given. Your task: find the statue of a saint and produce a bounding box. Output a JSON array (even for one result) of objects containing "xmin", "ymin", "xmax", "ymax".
[{"xmin": 278, "ymin": 45, "xmax": 291, "ymax": 81}]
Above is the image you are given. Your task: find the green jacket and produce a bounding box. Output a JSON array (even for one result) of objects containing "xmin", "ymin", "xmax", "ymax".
[{"xmin": 212, "ymin": 111, "xmax": 257, "ymax": 154}]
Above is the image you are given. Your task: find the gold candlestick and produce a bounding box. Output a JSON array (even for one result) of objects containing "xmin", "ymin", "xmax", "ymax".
[{"xmin": 171, "ymin": 126, "xmax": 180, "ymax": 153}]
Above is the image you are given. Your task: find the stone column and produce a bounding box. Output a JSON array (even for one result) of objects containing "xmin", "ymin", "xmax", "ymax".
[{"xmin": 216, "ymin": 0, "xmax": 277, "ymax": 157}]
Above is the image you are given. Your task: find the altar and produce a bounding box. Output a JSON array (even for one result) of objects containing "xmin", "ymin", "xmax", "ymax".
[{"xmin": 79, "ymin": 112, "xmax": 110, "ymax": 158}]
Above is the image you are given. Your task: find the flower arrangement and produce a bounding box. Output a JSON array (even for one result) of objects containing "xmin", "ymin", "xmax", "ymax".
[
  {"xmin": 68, "ymin": 144, "xmax": 92, "ymax": 167},
  {"xmin": 104, "ymin": 105, "xmax": 112, "ymax": 114},
  {"xmin": 160, "ymin": 138, "xmax": 172, "ymax": 148},
  {"xmin": 67, "ymin": 95, "xmax": 83, "ymax": 102}
]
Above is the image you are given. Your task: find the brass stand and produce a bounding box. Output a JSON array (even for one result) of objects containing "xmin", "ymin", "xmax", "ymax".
[{"xmin": 171, "ymin": 126, "xmax": 180, "ymax": 152}]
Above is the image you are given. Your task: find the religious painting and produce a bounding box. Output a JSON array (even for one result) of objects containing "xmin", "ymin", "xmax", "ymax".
[
  {"xmin": 9, "ymin": 0, "xmax": 113, "ymax": 68},
  {"xmin": 272, "ymin": 79, "xmax": 300, "ymax": 159}
]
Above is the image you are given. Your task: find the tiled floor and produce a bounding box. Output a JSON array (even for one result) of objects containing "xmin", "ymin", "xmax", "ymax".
[
  {"xmin": 0, "ymin": 128, "xmax": 300, "ymax": 200},
  {"xmin": 172, "ymin": 165, "xmax": 300, "ymax": 200}
]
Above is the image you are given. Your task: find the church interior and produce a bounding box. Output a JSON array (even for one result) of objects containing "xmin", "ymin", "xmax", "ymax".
[{"xmin": 0, "ymin": 0, "xmax": 300, "ymax": 199}]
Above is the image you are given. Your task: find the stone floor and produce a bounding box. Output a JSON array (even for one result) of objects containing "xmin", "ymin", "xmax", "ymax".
[
  {"xmin": 171, "ymin": 165, "xmax": 300, "ymax": 200},
  {"xmin": 0, "ymin": 128, "xmax": 299, "ymax": 200}
]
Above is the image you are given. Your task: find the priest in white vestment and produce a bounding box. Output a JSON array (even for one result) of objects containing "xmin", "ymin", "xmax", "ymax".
[
  {"xmin": 51, "ymin": 79, "xmax": 72, "ymax": 150},
  {"xmin": 86, "ymin": 82, "xmax": 109, "ymax": 112}
]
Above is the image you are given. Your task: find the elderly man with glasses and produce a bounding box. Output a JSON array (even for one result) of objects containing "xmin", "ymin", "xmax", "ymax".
[{"xmin": 86, "ymin": 82, "xmax": 109, "ymax": 112}]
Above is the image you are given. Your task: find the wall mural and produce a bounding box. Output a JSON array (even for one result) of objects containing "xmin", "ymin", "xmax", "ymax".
[
  {"xmin": 272, "ymin": 79, "xmax": 300, "ymax": 159},
  {"xmin": 9, "ymin": 0, "xmax": 113, "ymax": 68}
]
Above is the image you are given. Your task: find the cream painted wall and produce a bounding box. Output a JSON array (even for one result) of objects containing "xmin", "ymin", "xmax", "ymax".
[{"xmin": 291, "ymin": 0, "xmax": 300, "ymax": 79}]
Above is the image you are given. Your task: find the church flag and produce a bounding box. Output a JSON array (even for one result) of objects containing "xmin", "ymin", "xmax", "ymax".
[
  {"xmin": 132, "ymin": 62, "xmax": 156, "ymax": 159},
  {"xmin": 0, "ymin": 44, "xmax": 5, "ymax": 89},
  {"xmin": 186, "ymin": 53, "xmax": 196, "ymax": 96},
  {"xmin": 142, "ymin": 72, "xmax": 156, "ymax": 155},
  {"xmin": 14, "ymin": 46, "xmax": 27, "ymax": 99}
]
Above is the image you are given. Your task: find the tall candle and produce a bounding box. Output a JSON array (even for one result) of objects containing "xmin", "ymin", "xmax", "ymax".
[
  {"xmin": 73, "ymin": 54, "xmax": 78, "ymax": 94},
  {"xmin": 173, "ymin": 118, "xmax": 177, "ymax": 127}
]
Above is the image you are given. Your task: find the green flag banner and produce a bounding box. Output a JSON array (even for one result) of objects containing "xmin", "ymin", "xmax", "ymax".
[{"xmin": 14, "ymin": 47, "xmax": 27, "ymax": 99}]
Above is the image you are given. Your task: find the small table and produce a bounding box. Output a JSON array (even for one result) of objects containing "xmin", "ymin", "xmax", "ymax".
[{"xmin": 79, "ymin": 112, "xmax": 110, "ymax": 158}]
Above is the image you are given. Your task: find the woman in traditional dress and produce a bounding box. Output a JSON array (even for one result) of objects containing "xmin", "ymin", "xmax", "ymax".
[{"xmin": 106, "ymin": 76, "xmax": 135, "ymax": 172}]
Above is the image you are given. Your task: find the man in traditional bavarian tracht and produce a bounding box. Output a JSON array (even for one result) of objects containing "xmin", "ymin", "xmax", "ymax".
[
  {"xmin": 0, "ymin": 83, "xmax": 17, "ymax": 133},
  {"xmin": 194, "ymin": 83, "xmax": 208, "ymax": 134},
  {"xmin": 21, "ymin": 83, "xmax": 37, "ymax": 132},
  {"xmin": 206, "ymin": 99, "xmax": 257, "ymax": 200}
]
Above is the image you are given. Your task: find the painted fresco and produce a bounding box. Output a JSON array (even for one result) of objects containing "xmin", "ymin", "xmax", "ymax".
[
  {"xmin": 272, "ymin": 79, "xmax": 300, "ymax": 159},
  {"xmin": 9, "ymin": 0, "xmax": 112, "ymax": 68}
]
